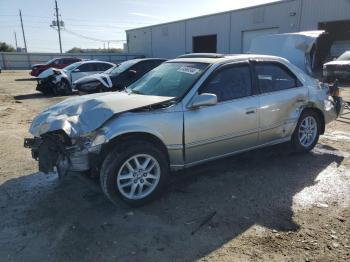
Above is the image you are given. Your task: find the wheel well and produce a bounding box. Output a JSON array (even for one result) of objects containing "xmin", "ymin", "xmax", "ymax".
[
  {"xmin": 302, "ymin": 107, "xmax": 325, "ymax": 134},
  {"xmin": 101, "ymin": 132, "xmax": 170, "ymax": 162}
]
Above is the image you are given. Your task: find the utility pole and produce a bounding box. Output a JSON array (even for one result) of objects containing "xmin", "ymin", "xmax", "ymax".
[
  {"xmin": 14, "ymin": 31, "xmax": 18, "ymax": 50},
  {"xmin": 107, "ymin": 41, "xmax": 110, "ymax": 53},
  {"xmin": 55, "ymin": 0, "xmax": 62, "ymax": 53},
  {"xmin": 19, "ymin": 10, "xmax": 28, "ymax": 53}
]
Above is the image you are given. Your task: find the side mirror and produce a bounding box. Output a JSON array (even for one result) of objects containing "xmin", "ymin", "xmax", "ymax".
[
  {"xmin": 189, "ymin": 93, "xmax": 218, "ymax": 109},
  {"xmin": 127, "ymin": 70, "xmax": 137, "ymax": 77},
  {"xmin": 73, "ymin": 68, "xmax": 80, "ymax": 73}
]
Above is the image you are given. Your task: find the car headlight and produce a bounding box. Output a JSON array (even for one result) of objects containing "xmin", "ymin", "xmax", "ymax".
[
  {"xmin": 80, "ymin": 81, "xmax": 100, "ymax": 90},
  {"xmin": 73, "ymin": 129, "xmax": 108, "ymax": 151}
]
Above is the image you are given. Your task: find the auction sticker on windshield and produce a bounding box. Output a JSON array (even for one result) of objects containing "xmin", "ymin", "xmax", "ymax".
[{"xmin": 177, "ymin": 66, "xmax": 200, "ymax": 75}]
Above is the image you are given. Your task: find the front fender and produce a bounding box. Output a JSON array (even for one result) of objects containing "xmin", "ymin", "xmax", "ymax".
[{"xmin": 97, "ymin": 110, "xmax": 184, "ymax": 167}]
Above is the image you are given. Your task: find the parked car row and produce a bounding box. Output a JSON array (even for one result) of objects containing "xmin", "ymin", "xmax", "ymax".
[
  {"xmin": 75, "ymin": 58, "xmax": 166, "ymax": 94},
  {"xmin": 33, "ymin": 58, "xmax": 166, "ymax": 96},
  {"xmin": 24, "ymin": 53, "xmax": 344, "ymax": 206}
]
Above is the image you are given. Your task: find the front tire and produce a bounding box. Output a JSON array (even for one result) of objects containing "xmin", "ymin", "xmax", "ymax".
[
  {"xmin": 291, "ymin": 110, "xmax": 320, "ymax": 152},
  {"xmin": 100, "ymin": 140, "xmax": 169, "ymax": 206}
]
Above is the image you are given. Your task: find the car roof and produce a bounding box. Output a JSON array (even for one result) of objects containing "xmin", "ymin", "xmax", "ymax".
[
  {"xmin": 129, "ymin": 58, "xmax": 167, "ymax": 63},
  {"xmin": 169, "ymin": 53, "xmax": 289, "ymax": 65},
  {"xmin": 79, "ymin": 60, "xmax": 115, "ymax": 65}
]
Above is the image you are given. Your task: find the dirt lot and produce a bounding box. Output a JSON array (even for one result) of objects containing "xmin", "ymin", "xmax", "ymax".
[{"xmin": 0, "ymin": 71, "xmax": 349, "ymax": 262}]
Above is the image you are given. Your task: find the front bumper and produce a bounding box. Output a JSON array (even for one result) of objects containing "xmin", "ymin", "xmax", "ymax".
[{"xmin": 24, "ymin": 137, "xmax": 92, "ymax": 176}]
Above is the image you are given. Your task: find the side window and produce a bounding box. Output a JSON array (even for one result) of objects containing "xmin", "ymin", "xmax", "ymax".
[
  {"xmin": 255, "ymin": 63, "xmax": 301, "ymax": 93},
  {"xmin": 53, "ymin": 59, "xmax": 60, "ymax": 65},
  {"xmin": 77, "ymin": 63, "xmax": 95, "ymax": 72},
  {"xmin": 200, "ymin": 65, "xmax": 252, "ymax": 102},
  {"xmin": 96, "ymin": 63, "xmax": 112, "ymax": 71},
  {"xmin": 61, "ymin": 58, "xmax": 69, "ymax": 64},
  {"xmin": 131, "ymin": 62, "xmax": 151, "ymax": 75}
]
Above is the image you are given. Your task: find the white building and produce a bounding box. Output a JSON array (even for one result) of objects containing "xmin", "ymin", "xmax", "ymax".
[{"xmin": 126, "ymin": 0, "xmax": 350, "ymax": 58}]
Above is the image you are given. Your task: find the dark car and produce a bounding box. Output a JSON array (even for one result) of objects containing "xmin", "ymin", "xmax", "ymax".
[
  {"xmin": 323, "ymin": 51, "xmax": 350, "ymax": 82},
  {"xmin": 74, "ymin": 58, "xmax": 166, "ymax": 94},
  {"xmin": 30, "ymin": 57, "xmax": 82, "ymax": 77}
]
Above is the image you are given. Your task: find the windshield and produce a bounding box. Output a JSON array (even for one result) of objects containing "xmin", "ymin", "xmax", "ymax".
[
  {"xmin": 46, "ymin": 58, "xmax": 57, "ymax": 65},
  {"xmin": 63, "ymin": 61, "xmax": 82, "ymax": 71},
  {"xmin": 337, "ymin": 51, "xmax": 350, "ymax": 61},
  {"xmin": 108, "ymin": 60, "xmax": 139, "ymax": 74},
  {"xmin": 127, "ymin": 62, "xmax": 209, "ymax": 97}
]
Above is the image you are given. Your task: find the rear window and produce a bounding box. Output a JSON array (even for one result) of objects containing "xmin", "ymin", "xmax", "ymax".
[{"xmin": 255, "ymin": 62, "xmax": 302, "ymax": 93}]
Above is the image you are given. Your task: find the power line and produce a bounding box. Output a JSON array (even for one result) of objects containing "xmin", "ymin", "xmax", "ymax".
[{"xmin": 63, "ymin": 28, "xmax": 126, "ymax": 43}]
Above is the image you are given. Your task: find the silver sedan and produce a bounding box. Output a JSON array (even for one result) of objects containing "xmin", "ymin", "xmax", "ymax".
[{"xmin": 25, "ymin": 53, "xmax": 343, "ymax": 206}]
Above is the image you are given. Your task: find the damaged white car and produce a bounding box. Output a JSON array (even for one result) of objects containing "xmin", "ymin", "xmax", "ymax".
[
  {"xmin": 36, "ymin": 60, "xmax": 115, "ymax": 95},
  {"xmin": 24, "ymin": 54, "xmax": 343, "ymax": 206}
]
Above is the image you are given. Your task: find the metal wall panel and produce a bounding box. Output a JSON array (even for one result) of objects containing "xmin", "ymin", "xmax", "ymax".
[
  {"xmin": 126, "ymin": 28, "xmax": 152, "ymax": 57},
  {"xmin": 126, "ymin": 0, "xmax": 350, "ymax": 57},
  {"xmin": 185, "ymin": 13, "xmax": 231, "ymax": 54},
  {"xmin": 229, "ymin": 0, "xmax": 300, "ymax": 53},
  {"xmin": 151, "ymin": 22, "xmax": 186, "ymax": 58},
  {"xmin": 299, "ymin": 0, "xmax": 350, "ymax": 30}
]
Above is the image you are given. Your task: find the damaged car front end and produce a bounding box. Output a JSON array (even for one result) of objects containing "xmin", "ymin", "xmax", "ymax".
[
  {"xmin": 24, "ymin": 92, "xmax": 174, "ymax": 178},
  {"xmin": 24, "ymin": 130, "xmax": 103, "ymax": 178},
  {"xmin": 36, "ymin": 68, "xmax": 71, "ymax": 96}
]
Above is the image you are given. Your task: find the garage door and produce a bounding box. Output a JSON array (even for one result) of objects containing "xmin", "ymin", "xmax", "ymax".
[{"xmin": 242, "ymin": 28, "xmax": 279, "ymax": 53}]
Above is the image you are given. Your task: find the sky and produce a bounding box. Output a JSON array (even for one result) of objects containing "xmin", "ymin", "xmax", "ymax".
[{"xmin": 0, "ymin": 0, "xmax": 280, "ymax": 53}]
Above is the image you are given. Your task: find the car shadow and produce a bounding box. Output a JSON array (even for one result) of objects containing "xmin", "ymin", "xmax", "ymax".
[{"xmin": 0, "ymin": 143, "xmax": 344, "ymax": 261}]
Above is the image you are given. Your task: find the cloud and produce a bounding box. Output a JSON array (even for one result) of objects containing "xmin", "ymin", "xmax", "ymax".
[{"xmin": 129, "ymin": 12, "xmax": 165, "ymax": 20}]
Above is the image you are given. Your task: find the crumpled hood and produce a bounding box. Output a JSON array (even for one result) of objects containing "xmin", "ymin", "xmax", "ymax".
[
  {"xmin": 324, "ymin": 60, "xmax": 350, "ymax": 66},
  {"xmin": 29, "ymin": 92, "xmax": 174, "ymax": 137},
  {"xmin": 37, "ymin": 68, "xmax": 64, "ymax": 79}
]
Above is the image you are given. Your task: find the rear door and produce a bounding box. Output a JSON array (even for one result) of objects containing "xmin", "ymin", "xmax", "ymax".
[
  {"xmin": 253, "ymin": 61, "xmax": 308, "ymax": 145},
  {"xmin": 184, "ymin": 62, "xmax": 259, "ymax": 164},
  {"xmin": 96, "ymin": 62, "xmax": 113, "ymax": 73},
  {"xmin": 71, "ymin": 63, "xmax": 96, "ymax": 83}
]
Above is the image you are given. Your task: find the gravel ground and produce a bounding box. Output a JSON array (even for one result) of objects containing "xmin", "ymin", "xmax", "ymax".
[{"xmin": 0, "ymin": 71, "xmax": 349, "ymax": 262}]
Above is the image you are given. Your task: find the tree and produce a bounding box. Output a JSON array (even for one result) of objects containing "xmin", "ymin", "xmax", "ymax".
[
  {"xmin": 0, "ymin": 42, "xmax": 15, "ymax": 52},
  {"xmin": 66, "ymin": 47, "xmax": 124, "ymax": 53},
  {"xmin": 66, "ymin": 47, "xmax": 82, "ymax": 53}
]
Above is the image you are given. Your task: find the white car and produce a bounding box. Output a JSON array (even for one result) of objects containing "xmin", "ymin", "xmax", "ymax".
[{"xmin": 36, "ymin": 60, "xmax": 115, "ymax": 95}]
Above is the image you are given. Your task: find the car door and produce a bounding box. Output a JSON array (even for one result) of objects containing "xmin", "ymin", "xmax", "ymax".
[
  {"xmin": 184, "ymin": 62, "xmax": 259, "ymax": 164},
  {"xmin": 253, "ymin": 61, "xmax": 308, "ymax": 145},
  {"xmin": 71, "ymin": 63, "xmax": 95, "ymax": 83}
]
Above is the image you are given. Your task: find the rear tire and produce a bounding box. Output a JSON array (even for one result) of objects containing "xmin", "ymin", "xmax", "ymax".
[
  {"xmin": 291, "ymin": 110, "xmax": 320, "ymax": 152},
  {"xmin": 100, "ymin": 140, "xmax": 169, "ymax": 206}
]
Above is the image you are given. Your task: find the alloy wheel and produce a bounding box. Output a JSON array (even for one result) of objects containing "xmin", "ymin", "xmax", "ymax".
[
  {"xmin": 117, "ymin": 154, "xmax": 161, "ymax": 200},
  {"xmin": 298, "ymin": 116, "xmax": 317, "ymax": 148}
]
